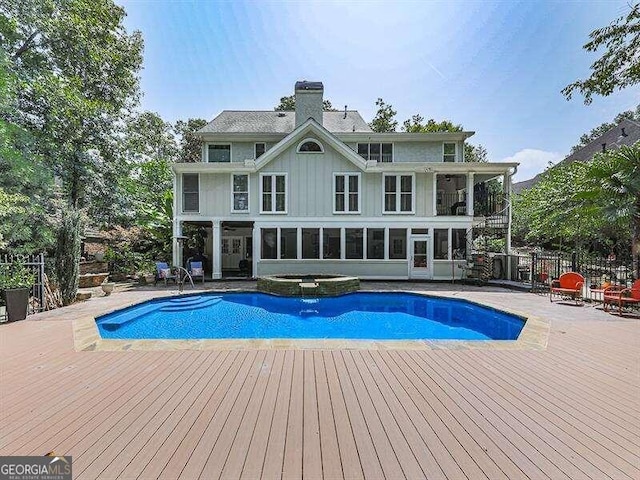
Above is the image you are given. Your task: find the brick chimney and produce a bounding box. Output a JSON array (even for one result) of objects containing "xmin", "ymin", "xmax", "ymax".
[{"xmin": 295, "ymin": 81, "xmax": 323, "ymax": 127}]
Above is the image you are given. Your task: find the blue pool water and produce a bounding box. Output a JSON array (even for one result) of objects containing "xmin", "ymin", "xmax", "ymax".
[{"xmin": 95, "ymin": 292, "xmax": 525, "ymax": 341}]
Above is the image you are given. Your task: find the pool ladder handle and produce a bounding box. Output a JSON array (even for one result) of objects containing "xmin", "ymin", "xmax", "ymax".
[{"xmin": 173, "ymin": 266, "xmax": 195, "ymax": 293}]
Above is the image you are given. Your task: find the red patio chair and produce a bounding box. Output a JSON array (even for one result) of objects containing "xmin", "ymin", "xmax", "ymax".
[
  {"xmin": 603, "ymin": 279, "xmax": 640, "ymax": 316},
  {"xmin": 550, "ymin": 272, "xmax": 585, "ymax": 305}
]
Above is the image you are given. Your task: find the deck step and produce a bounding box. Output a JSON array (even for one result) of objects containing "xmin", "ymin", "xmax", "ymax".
[{"xmin": 160, "ymin": 298, "xmax": 222, "ymax": 312}]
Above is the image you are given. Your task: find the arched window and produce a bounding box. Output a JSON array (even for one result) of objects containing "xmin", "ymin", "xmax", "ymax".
[{"xmin": 296, "ymin": 138, "xmax": 324, "ymax": 153}]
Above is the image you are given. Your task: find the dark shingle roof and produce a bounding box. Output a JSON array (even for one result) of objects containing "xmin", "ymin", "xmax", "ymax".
[
  {"xmin": 513, "ymin": 118, "xmax": 640, "ymax": 194},
  {"xmin": 198, "ymin": 110, "xmax": 373, "ymax": 134}
]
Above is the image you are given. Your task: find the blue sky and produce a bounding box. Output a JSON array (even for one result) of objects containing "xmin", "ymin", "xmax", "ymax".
[{"xmin": 119, "ymin": 0, "xmax": 638, "ymax": 181}]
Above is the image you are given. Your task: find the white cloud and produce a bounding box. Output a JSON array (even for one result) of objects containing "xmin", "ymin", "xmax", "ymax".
[{"xmin": 500, "ymin": 149, "xmax": 564, "ymax": 182}]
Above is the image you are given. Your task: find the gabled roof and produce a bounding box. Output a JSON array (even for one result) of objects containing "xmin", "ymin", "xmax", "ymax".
[
  {"xmin": 198, "ymin": 110, "xmax": 373, "ymax": 134},
  {"xmin": 513, "ymin": 118, "xmax": 640, "ymax": 194},
  {"xmin": 254, "ymin": 118, "xmax": 368, "ymax": 171}
]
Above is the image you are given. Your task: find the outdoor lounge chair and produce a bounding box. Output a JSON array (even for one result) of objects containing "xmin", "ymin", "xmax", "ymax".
[
  {"xmin": 603, "ymin": 279, "xmax": 640, "ymax": 316},
  {"xmin": 188, "ymin": 260, "xmax": 205, "ymax": 284},
  {"xmin": 154, "ymin": 262, "xmax": 177, "ymax": 286},
  {"xmin": 550, "ymin": 272, "xmax": 584, "ymax": 305}
]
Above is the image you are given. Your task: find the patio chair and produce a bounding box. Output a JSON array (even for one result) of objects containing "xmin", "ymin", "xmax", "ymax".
[
  {"xmin": 154, "ymin": 262, "xmax": 177, "ymax": 286},
  {"xmin": 188, "ymin": 260, "xmax": 205, "ymax": 284},
  {"xmin": 550, "ymin": 272, "xmax": 584, "ymax": 305},
  {"xmin": 603, "ymin": 279, "xmax": 640, "ymax": 316}
]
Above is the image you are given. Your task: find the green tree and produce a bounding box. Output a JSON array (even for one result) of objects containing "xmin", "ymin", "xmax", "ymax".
[
  {"xmin": 402, "ymin": 115, "xmax": 462, "ymax": 133},
  {"xmin": 1, "ymin": 0, "xmax": 144, "ymax": 301},
  {"xmin": 175, "ymin": 118, "xmax": 207, "ymax": 163},
  {"xmin": 401, "ymin": 114, "xmax": 488, "ymax": 162},
  {"xmin": 512, "ymin": 161, "xmax": 610, "ymax": 248},
  {"xmin": 464, "ymin": 143, "xmax": 488, "ymax": 163},
  {"xmin": 563, "ymin": 4, "xmax": 640, "ymax": 104},
  {"xmin": 274, "ymin": 95, "xmax": 337, "ymax": 111},
  {"xmin": 118, "ymin": 111, "xmax": 176, "ymax": 225},
  {"xmin": 0, "ymin": 48, "xmax": 54, "ymax": 253},
  {"xmin": 369, "ymin": 98, "xmax": 397, "ymax": 132},
  {"xmin": 576, "ymin": 144, "xmax": 640, "ymax": 274}
]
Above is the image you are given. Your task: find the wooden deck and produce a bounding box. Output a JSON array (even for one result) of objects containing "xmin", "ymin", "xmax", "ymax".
[{"xmin": 0, "ymin": 282, "xmax": 638, "ymax": 479}]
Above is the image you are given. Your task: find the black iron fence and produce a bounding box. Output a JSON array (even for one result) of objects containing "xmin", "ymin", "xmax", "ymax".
[
  {"xmin": 437, "ymin": 192, "xmax": 507, "ymax": 217},
  {"xmin": 0, "ymin": 253, "xmax": 45, "ymax": 322},
  {"xmin": 488, "ymin": 251, "xmax": 637, "ymax": 292}
]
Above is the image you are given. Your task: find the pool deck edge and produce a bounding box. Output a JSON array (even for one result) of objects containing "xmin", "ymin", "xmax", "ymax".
[{"xmin": 74, "ymin": 291, "xmax": 549, "ymax": 352}]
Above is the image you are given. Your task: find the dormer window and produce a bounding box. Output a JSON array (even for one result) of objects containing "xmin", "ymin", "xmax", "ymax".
[{"xmin": 297, "ymin": 139, "xmax": 324, "ymax": 153}]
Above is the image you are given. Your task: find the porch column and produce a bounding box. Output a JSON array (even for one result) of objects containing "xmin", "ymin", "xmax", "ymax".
[
  {"xmin": 252, "ymin": 224, "xmax": 260, "ymax": 278},
  {"xmin": 173, "ymin": 219, "xmax": 182, "ymax": 267},
  {"xmin": 211, "ymin": 220, "xmax": 222, "ymax": 279},
  {"xmin": 466, "ymin": 172, "xmax": 475, "ymax": 217},
  {"xmin": 505, "ymin": 172, "xmax": 513, "ymax": 279},
  {"xmin": 172, "ymin": 173, "xmax": 179, "ymax": 266},
  {"xmin": 432, "ymin": 173, "xmax": 438, "ymax": 216}
]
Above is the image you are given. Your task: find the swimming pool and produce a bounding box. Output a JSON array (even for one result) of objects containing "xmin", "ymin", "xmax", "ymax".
[{"xmin": 95, "ymin": 292, "xmax": 525, "ymax": 341}]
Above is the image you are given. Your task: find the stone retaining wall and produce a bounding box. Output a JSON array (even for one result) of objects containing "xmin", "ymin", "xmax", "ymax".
[{"xmin": 257, "ymin": 275, "xmax": 360, "ymax": 297}]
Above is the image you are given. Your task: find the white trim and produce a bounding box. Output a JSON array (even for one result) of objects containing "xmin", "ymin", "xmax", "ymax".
[
  {"xmin": 181, "ymin": 172, "xmax": 200, "ymax": 214},
  {"xmin": 206, "ymin": 142, "xmax": 232, "ymax": 163},
  {"xmin": 259, "ymin": 173, "xmax": 288, "ymax": 214},
  {"xmin": 382, "ymin": 173, "xmax": 416, "ymax": 214},
  {"xmin": 254, "ymin": 119, "xmax": 367, "ymax": 171},
  {"xmin": 254, "ymin": 142, "xmax": 266, "ymax": 159},
  {"xmin": 443, "ymin": 142, "xmax": 457, "ymax": 163},
  {"xmin": 332, "ymin": 172, "xmax": 361, "ymax": 214},
  {"xmin": 296, "ymin": 138, "xmax": 324, "ymax": 153},
  {"xmin": 230, "ymin": 173, "xmax": 250, "ymax": 213},
  {"xmin": 409, "ymin": 234, "xmax": 431, "ymax": 279}
]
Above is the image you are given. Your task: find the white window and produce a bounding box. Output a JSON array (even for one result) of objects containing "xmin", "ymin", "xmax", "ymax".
[
  {"xmin": 333, "ymin": 173, "xmax": 360, "ymax": 213},
  {"xmin": 296, "ymin": 138, "xmax": 324, "ymax": 153},
  {"xmin": 383, "ymin": 174, "xmax": 414, "ymax": 213},
  {"xmin": 182, "ymin": 173, "xmax": 199, "ymax": 212},
  {"xmin": 231, "ymin": 174, "xmax": 249, "ymax": 212},
  {"xmin": 443, "ymin": 142, "xmax": 456, "ymax": 162},
  {"xmin": 207, "ymin": 144, "xmax": 231, "ymax": 163},
  {"xmin": 357, "ymin": 143, "xmax": 393, "ymax": 162},
  {"xmin": 255, "ymin": 143, "xmax": 266, "ymax": 159},
  {"xmin": 260, "ymin": 173, "xmax": 287, "ymax": 213}
]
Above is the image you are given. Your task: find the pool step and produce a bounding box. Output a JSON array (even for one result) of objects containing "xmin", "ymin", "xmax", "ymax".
[
  {"xmin": 160, "ymin": 298, "xmax": 222, "ymax": 312},
  {"xmin": 99, "ymin": 303, "xmax": 161, "ymax": 330},
  {"xmin": 167, "ymin": 295, "xmax": 209, "ymax": 304}
]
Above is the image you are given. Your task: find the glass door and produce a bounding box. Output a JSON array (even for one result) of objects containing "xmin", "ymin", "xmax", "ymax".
[{"xmin": 410, "ymin": 236, "xmax": 430, "ymax": 279}]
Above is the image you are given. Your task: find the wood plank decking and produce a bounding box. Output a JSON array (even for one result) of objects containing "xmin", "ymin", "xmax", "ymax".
[{"xmin": 0, "ymin": 282, "xmax": 638, "ymax": 479}]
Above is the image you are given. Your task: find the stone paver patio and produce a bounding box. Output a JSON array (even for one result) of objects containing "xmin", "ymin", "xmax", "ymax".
[{"xmin": 1, "ymin": 281, "xmax": 638, "ymax": 479}]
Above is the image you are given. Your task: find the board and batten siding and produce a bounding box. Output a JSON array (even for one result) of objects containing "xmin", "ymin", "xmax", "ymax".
[{"xmin": 181, "ymin": 139, "xmax": 435, "ymax": 217}]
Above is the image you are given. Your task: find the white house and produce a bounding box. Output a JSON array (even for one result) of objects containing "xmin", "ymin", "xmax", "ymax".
[{"xmin": 172, "ymin": 81, "xmax": 517, "ymax": 280}]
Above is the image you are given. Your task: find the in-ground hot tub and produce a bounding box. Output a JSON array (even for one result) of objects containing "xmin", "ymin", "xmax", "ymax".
[{"xmin": 257, "ymin": 274, "xmax": 360, "ymax": 297}]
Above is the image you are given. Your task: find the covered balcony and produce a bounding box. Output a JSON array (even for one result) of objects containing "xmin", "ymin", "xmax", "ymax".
[{"xmin": 434, "ymin": 173, "xmax": 509, "ymax": 217}]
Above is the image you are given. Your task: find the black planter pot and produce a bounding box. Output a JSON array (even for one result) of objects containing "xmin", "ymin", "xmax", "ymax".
[{"xmin": 3, "ymin": 287, "xmax": 29, "ymax": 322}]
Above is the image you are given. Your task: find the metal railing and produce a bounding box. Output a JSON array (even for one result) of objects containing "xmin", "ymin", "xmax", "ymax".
[{"xmin": 485, "ymin": 251, "xmax": 637, "ymax": 292}]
